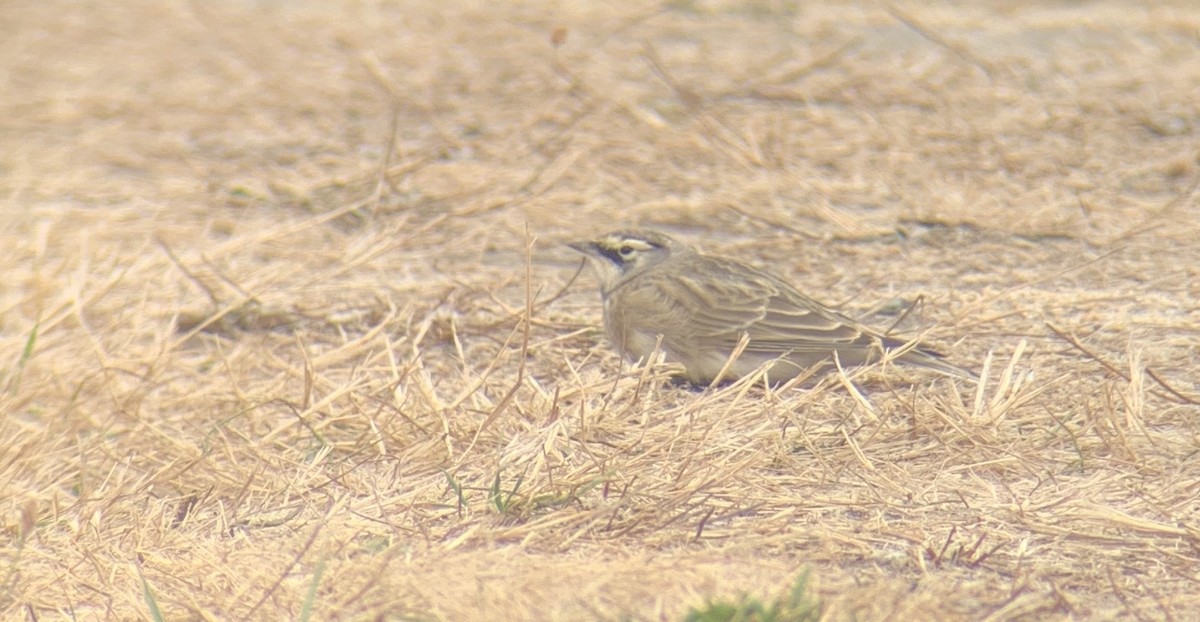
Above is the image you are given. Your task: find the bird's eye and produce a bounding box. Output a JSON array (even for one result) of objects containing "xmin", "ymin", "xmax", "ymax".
[{"xmin": 618, "ymin": 245, "xmax": 636, "ymax": 259}]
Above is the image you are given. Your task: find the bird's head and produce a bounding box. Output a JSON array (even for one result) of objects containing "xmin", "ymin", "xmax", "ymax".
[{"xmin": 567, "ymin": 230, "xmax": 687, "ymax": 293}]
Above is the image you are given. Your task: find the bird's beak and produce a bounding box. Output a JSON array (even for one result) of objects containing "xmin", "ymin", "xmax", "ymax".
[{"xmin": 567, "ymin": 240, "xmax": 600, "ymax": 257}]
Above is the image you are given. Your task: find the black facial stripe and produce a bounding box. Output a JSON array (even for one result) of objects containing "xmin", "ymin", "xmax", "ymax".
[
  {"xmin": 597, "ymin": 237, "xmax": 660, "ymax": 268},
  {"xmin": 599, "ymin": 246, "xmax": 626, "ymax": 266}
]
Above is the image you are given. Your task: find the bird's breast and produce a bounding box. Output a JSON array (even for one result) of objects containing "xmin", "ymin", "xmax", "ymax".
[{"xmin": 602, "ymin": 295, "xmax": 662, "ymax": 361}]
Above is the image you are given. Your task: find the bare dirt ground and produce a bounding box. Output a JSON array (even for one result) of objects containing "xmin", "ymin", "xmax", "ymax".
[{"xmin": 3, "ymin": 1, "xmax": 1200, "ymax": 620}]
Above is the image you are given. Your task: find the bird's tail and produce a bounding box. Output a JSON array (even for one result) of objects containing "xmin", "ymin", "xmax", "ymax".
[
  {"xmin": 905, "ymin": 350, "xmax": 979, "ymax": 382},
  {"xmin": 881, "ymin": 337, "xmax": 978, "ymax": 382}
]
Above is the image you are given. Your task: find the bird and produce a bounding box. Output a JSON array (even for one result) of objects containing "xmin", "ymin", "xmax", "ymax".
[{"xmin": 567, "ymin": 229, "xmax": 976, "ymax": 385}]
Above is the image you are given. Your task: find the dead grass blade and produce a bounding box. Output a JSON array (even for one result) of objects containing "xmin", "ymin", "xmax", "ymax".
[
  {"xmin": 462, "ymin": 228, "xmax": 536, "ymax": 458},
  {"xmin": 886, "ymin": 5, "xmax": 997, "ymax": 78},
  {"xmin": 1046, "ymin": 322, "xmax": 1199, "ymax": 405}
]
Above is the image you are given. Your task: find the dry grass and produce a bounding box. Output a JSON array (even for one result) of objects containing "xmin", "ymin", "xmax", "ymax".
[{"xmin": 3, "ymin": 1, "xmax": 1200, "ymax": 620}]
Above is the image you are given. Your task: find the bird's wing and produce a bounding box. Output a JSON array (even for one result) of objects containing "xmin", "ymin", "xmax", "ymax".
[{"xmin": 625, "ymin": 257, "xmax": 879, "ymax": 354}]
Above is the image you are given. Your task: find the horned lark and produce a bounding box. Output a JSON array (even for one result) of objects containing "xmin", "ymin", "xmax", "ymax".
[{"xmin": 568, "ymin": 229, "xmax": 975, "ymax": 385}]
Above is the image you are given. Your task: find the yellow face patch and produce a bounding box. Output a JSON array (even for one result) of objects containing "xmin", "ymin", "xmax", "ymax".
[{"xmin": 592, "ymin": 234, "xmax": 659, "ymax": 268}]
